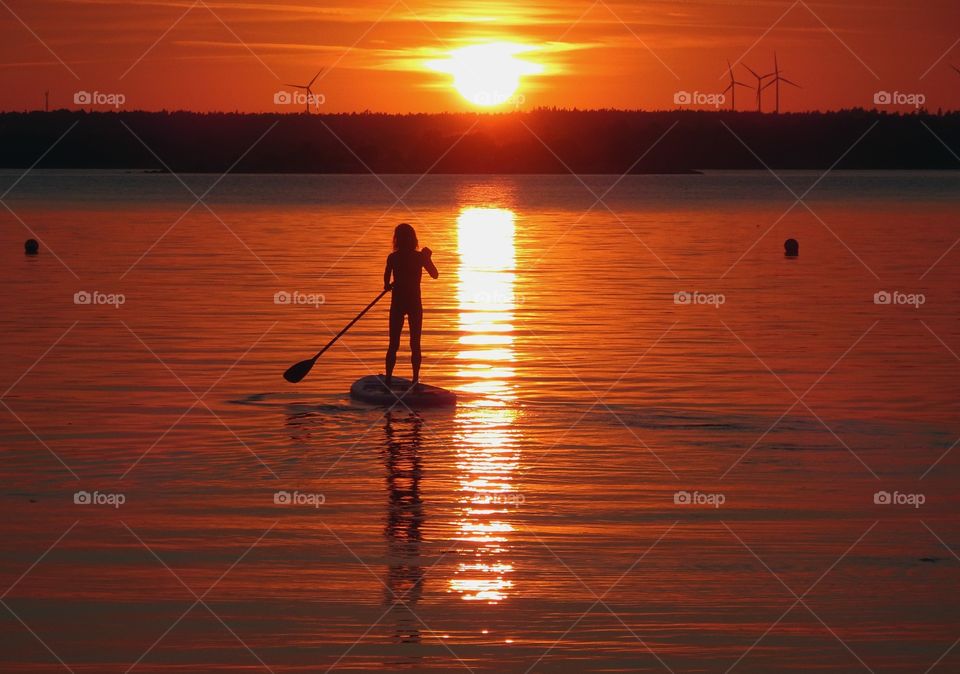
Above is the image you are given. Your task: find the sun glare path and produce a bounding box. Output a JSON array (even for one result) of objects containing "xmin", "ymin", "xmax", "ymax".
[{"xmin": 449, "ymin": 206, "xmax": 521, "ymax": 603}]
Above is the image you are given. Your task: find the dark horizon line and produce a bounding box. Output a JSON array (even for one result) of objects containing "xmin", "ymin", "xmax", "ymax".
[
  {"xmin": 4, "ymin": 106, "xmax": 959, "ymax": 117},
  {"xmin": 4, "ymin": 106, "xmax": 957, "ymax": 173}
]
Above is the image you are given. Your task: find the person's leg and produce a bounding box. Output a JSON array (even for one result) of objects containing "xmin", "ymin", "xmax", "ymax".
[
  {"xmin": 408, "ymin": 305, "xmax": 423, "ymax": 385},
  {"xmin": 386, "ymin": 303, "xmax": 404, "ymax": 387}
]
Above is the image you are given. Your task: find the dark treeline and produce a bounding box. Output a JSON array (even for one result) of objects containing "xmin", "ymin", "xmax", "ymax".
[{"xmin": 1, "ymin": 109, "xmax": 958, "ymax": 173}]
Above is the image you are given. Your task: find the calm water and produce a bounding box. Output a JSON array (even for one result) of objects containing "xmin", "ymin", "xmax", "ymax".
[{"xmin": 1, "ymin": 171, "xmax": 958, "ymax": 673}]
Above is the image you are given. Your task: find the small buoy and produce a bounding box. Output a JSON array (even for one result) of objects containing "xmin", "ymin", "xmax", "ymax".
[
  {"xmin": 784, "ymin": 238, "xmax": 799, "ymax": 257},
  {"xmin": 24, "ymin": 239, "xmax": 39, "ymax": 255}
]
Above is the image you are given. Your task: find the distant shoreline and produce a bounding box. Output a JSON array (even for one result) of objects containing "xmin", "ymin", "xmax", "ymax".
[
  {"xmin": 1, "ymin": 109, "xmax": 957, "ymax": 173},
  {"xmin": 126, "ymin": 167, "xmax": 706, "ymax": 175}
]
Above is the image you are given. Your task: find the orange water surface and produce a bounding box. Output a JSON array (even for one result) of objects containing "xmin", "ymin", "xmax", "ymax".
[{"xmin": 0, "ymin": 171, "xmax": 958, "ymax": 672}]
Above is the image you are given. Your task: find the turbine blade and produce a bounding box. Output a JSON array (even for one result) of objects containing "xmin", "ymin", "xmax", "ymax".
[
  {"xmin": 306, "ymin": 86, "xmax": 320, "ymax": 110},
  {"xmin": 308, "ymin": 69, "xmax": 324, "ymax": 87},
  {"xmin": 781, "ymin": 77, "xmax": 801, "ymax": 88},
  {"xmin": 951, "ymin": 64, "xmax": 960, "ymax": 75},
  {"xmin": 743, "ymin": 64, "xmax": 760, "ymax": 78},
  {"xmin": 722, "ymin": 83, "xmax": 733, "ymax": 94}
]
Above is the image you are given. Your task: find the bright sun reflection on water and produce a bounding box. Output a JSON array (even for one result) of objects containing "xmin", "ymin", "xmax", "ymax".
[{"xmin": 449, "ymin": 207, "xmax": 521, "ymax": 603}]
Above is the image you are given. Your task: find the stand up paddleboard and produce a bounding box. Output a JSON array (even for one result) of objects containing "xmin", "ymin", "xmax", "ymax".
[{"xmin": 350, "ymin": 374, "xmax": 456, "ymax": 408}]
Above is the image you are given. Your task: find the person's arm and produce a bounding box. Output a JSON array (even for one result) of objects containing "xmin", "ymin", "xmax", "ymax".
[
  {"xmin": 383, "ymin": 254, "xmax": 394, "ymax": 290},
  {"xmin": 421, "ymin": 247, "xmax": 439, "ymax": 279}
]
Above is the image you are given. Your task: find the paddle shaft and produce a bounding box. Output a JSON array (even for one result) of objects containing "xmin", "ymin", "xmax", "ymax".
[{"xmin": 311, "ymin": 286, "xmax": 391, "ymax": 362}]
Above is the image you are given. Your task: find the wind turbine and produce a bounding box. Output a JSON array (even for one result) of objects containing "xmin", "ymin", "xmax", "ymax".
[
  {"xmin": 761, "ymin": 52, "xmax": 800, "ymax": 114},
  {"xmin": 722, "ymin": 60, "xmax": 751, "ymax": 111},
  {"xmin": 285, "ymin": 69, "xmax": 324, "ymax": 113},
  {"xmin": 742, "ymin": 63, "xmax": 772, "ymax": 112}
]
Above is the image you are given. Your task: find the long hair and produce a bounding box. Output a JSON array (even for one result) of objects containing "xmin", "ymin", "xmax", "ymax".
[{"xmin": 393, "ymin": 223, "xmax": 418, "ymax": 252}]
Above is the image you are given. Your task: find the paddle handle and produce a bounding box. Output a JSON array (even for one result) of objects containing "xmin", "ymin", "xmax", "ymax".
[{"xmin": 312, "ymin": 285, "xmax": 391, "ymax": 361}]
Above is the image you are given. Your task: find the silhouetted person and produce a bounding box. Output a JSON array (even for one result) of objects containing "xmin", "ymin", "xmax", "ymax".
[
  {"xmin": 383, "ymin": 223, "xmax": 438, "ymax": 389},
  {"xmin": 784, "ymin": 238, "xmax": 799, "ymax": 257},
  {"xmin": 24, "ymin": 239, "xmax": 39, "ymax": 255}
]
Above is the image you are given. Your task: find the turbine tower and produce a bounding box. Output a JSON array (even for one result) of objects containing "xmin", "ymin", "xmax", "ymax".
[
  {"xmin": 743, "ymin": 64, "xmax": 772, "ymax": 112},
  {"xmin": 722, "ymin": 60, "xmax": 751, "ymax": 111},
  {"xmin": 285, "ymin": 69, "xmax": 324, "ymax": 114},
  {"xmin": 761, "ymin": 52, "xmax": 800, "ymax": 114}
]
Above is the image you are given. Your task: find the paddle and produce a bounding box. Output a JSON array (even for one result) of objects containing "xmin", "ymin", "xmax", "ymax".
[{"xmin": 283, "ymin": 285, "xmax": 392, "ymax": 383}]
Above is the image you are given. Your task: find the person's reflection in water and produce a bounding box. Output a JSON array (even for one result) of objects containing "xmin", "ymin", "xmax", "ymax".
[{"xmin": 382, "ymin": 411, "xmax": 425, "ymax": 646}]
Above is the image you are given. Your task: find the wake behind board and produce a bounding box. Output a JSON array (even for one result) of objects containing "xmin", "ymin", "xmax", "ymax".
[{"xmin": 350, "ymin": 374, "xmax": 457, "ymax": 408}]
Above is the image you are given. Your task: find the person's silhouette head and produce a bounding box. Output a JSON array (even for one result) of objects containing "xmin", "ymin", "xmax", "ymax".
[
  {"xmin": 24, "ymin": 239, "xmax": 39, "ymax": 255},
  {"xmin": 393, "ymin": 223, "xmax": 418, "ymax": 252},
  {"xmin": 784, "ymin": 238, "xmax": 799, "ymax": 257}
]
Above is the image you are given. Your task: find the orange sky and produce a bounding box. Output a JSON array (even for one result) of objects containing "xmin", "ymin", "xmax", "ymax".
[{"xmin": 1, "ymin": 0, "xmax": 959, "ymax": 113}]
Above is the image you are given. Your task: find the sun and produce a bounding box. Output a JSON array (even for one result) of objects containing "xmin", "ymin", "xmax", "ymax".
[{"xmin": 428, "ymin": 43, "xmax": 542, "ymax": 106}]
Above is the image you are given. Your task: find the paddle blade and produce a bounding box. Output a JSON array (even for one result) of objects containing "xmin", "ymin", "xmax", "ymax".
[{"xmin": 283, "ymin": 357, "xmax": 316, "ymax": 383}]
